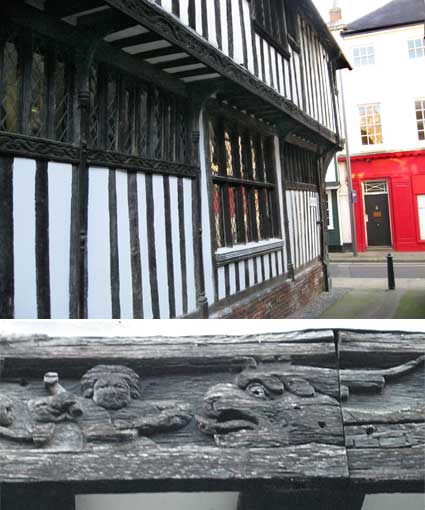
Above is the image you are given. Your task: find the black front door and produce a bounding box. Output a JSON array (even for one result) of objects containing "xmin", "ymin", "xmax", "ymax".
[{"xmin": 364, "ymin": 193, "xmax": 392, "ymax": 247}]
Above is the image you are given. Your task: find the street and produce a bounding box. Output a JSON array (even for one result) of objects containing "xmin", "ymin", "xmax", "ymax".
[{"xmin": 290, "ymin": 258, "xmax": 425, "ymax": 319}]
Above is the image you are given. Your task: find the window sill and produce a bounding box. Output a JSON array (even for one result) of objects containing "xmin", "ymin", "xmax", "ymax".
[{"xmin": 215, "ymin": 238, "xmax": 284, "ymax": 266}]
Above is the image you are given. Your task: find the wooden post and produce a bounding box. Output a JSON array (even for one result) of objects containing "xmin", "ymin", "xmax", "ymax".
[
  {"xmin": 0, "ymin": 484, "xmax": 76, "ymax": 510},
  {"xmin": 317, "ymin": 149, "xmax": 337, "ymax": 293},
  {"xmin": 71, "ymin": 44, "xmax": 97, "ymax": 319},
  {"xmin": 0, "ymin": 156, "xmax": 14, "ymax": 318},
  {"xmin": 280, "ymin": 138, "xmax": 295, "ymax": 281},
  {"xmin": 190, "ymin": 101, "xmax": 209, "ymax": 318}
]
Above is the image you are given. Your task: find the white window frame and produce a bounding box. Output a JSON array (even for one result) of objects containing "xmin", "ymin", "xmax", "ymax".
[
  {"xmin": 415, "ymin": 99, "xmax": 425, "ymax": 141},
  {"xmin": 417, "ymin": 195, "xmax": 425, "ymax": 241},
  {"xmin": 408, "ymin": 38, "xmax": 425, "ymax": 59},
  {"xmin": 326, "ymin": 190, "xmax": 334, "ymax": 230},
  {"xmin": 352, "ymin": 45, "xmax": 375, "ymax": 66},
  {"xmin": 358, "ymin": 103, "xmax": 383, "ymax": 146}
]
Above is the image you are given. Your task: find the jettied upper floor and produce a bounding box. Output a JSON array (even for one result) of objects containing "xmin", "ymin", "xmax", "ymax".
[{"xmin": 3, "ymin": 0, "xmax": 350, "ymax": 150}]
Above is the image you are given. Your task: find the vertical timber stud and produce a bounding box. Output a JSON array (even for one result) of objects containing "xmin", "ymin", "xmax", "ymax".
[
  {"xmin": 190, "ymin": 99, "xmax": 208, "ymax": 318},
  {"xmin": 74, "ymin": 44, "xmax": 97, "ymax": 318},
  {"xmin": 0, "ymin": 156, "xmax": 14, "ymax": 318},
  {"xmin": 280, "ymin": 138, "xmax": 295, "ymax": 281},
  {"xmin": 1, "ymin": 484, "xmax": 76, "ymax": 510},
  {"xmin": 317, "ymin": 148, "xmax": 337, "ymax": 293}
]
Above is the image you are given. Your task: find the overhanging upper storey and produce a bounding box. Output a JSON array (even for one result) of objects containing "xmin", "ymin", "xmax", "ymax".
[{"xmin": 5, "ymin": 0, "xmax": 350, "ymax": 149}]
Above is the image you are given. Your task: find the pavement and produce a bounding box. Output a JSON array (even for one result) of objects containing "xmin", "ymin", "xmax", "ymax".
[
  {"xmin": 329, "ymin": 250, "xmax": 425, "ymax": 263},
  {"xmin": 289, "ymin": 250, "xmax": 425, "ymax": 319}
]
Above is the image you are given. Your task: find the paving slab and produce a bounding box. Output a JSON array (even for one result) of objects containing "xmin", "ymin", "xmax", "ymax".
[{"xmin": 330, "ymin": 251, "xmax": 425, "ymax": 263}]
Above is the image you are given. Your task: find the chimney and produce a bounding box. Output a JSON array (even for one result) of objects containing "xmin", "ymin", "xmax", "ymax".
[{"xmin": 329, "ymin": 1, "xmax": 342, "ymax": 26}]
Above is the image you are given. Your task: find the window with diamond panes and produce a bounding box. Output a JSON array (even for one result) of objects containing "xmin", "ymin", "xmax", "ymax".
[
  {"xmin": 353, "ymin": 46, "xmax": 375, "ymax": 67},
  {"xmin": 209, "ymin": 117, "xmax": 279, "ymax": 249},
  {"xmin": 415, "ymin": 99, "xmax": 425, "ymax": 141},
  {"xmin": 0, "ymin": 33, "xmax": 74, "ymax": 142},
  {"xmin": 283, "ymin": 143, "xmax": 318, "ymax": 186},
  {"xmin": 0, "ymin": 38, "xmax": 19, "ymax": 133},
  {"xmin": 359, "ymin": 104, "xmax": 383, "ymax": 145},
  {"xmin": 87, "ymin": 65, "xmax": 189, "ymax": 161},
  {"xmin": 408, "ymin": 38, "xmax": 425, "ymax": 59}
]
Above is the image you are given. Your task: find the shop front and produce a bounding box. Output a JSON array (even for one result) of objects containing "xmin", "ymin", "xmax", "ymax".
[{"xmin": 341, "ymin": 150, "xmax": 425, "ymax": 252}]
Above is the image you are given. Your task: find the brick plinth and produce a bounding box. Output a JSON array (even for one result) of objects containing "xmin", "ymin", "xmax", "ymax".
[{"xmin": 209, "ymin": 260, "xmax": 324, "ymax": 319}]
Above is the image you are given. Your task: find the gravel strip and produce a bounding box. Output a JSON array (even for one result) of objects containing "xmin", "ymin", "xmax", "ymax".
[{"xmin": 288, "ymin": 288, "xmax": 351, "ymax": 319}]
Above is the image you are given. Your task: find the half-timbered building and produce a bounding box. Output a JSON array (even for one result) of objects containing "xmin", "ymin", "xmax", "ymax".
[{"xmin": 0, "ymin": 0, "xmax": 350, "ymax": 318}]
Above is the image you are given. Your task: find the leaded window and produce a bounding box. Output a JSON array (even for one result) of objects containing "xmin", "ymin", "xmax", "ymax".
[
  {"xmin": 0, "ymin": 39, "xmax": 18, "ymax": 133},
  {"xmin": 0, "ymin": 27, "xmax": 189, "ymax": 163},
  {"xmin": 0, "ymin": 32, "xmax": 74, "ymax": 142},
  {"xmin": 251, "ymin": 0, "xmax": 298, "ymax": 53},
  {"xmin": 415, "ymin": 99, "xmax": 425, "ymax": 141},
  {"xmin": 359, "ymin": 104, "xmax": 383, "ymax": 146},
  {"xmin": 209, "ymin": 117, "xmax": 279, "ymax": 249}
]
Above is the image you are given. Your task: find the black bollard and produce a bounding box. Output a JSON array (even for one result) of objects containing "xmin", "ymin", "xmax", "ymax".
[{"xmin": 387, "ymin": 253, "xmax": 395, "ymax": 290}]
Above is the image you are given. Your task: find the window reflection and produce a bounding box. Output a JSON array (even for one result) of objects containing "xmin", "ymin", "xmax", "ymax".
[{"xmin": 209, "ymin": 118, "xmax": 278, "ymax": 248}]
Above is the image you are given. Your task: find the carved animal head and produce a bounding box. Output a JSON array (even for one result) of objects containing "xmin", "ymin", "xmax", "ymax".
[
  {"xmin": 81, "ymin": 365, "xmax": 141, "ymax": 410},
  {"xmin": 0, "ymin": 396, "xmax": 15, "ymax": 427},
  {"xmin": 196, "ymin": 368, "xmax": 342, "ymax": 448}
]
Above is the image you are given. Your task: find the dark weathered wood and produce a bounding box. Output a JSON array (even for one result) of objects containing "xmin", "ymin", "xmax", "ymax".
[
  {"xmin": 145, "ymin": 173, "xmax": 160, "ymax": 319},
  {"xmin": 0, "ymin": 330, "xmax": 423, "ymax": 494},
  {"xmin": 1, "ymin": 484, "xmax": 76, "ymax": 510},
  {"xmin": 0, "ymin": 156, "xmax": 14, "ymax": 318},
  {"xmin": 238, "ymin": 489, "xmax": 365, "ymax": 510},
  {"xmin": 0, "ymin": 444, "xmax": 347, "ymax": 486},
  {"xmin": 338, "ymin": 330, "xmax": 425, "ymax": 493},
  {"xmin": 163, "ymin": 175, "xmax": 176, "ymax": 318},
  {"xmin": 127, "ymin": 172, "xmax": 144, "ymax": 318},
  {"xmin": 35, "ymin": 160, "xmax": 51, "ymax": 319},
  {"xmin": 108, "ymin": 168, "xmax": 120, "ymax": 319}
]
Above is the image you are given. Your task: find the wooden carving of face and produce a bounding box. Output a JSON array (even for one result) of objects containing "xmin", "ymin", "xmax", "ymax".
[
  {"xmin": 92, "ymin": 375, "xmax": 132, "ymax": 410},
  {"xmin": 0, "ymin": 396, "xmax": 15, "ymax": 427}
]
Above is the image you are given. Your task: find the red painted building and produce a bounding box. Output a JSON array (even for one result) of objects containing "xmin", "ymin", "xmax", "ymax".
[{"xmin": 340, "ymin": 150, "xmax": 425, "ymax": 251}]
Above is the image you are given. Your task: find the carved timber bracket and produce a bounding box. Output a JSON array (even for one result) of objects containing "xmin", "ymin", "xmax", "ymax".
[{"xmin": 0, "ymin": 329, "xmax": 423, "ymax": 495}]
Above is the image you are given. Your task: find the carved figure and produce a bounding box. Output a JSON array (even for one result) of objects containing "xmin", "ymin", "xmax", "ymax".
[
  {"xmin": 196, "ymin": 356, "xmax": 425, "ymax": 447},
  {"xmin": 0, "ymin": 396, "xmax": 14, "ymax": 427},
  {"xmin": 29, "ymin": 372, "xmax": 83, "ymax": 423},
  {"xmin": 79, "ymin": 365, "xmax": 193, "ymax": 442},
  {"xmin": 81, "ymin": 365, "xmax": 141, "ymax": 410},
  {"xmin": 0, "ymin": 395, "xmax": 33, "ymax": 443}
]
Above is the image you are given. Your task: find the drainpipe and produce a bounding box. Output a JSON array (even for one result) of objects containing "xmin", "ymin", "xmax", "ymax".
[{"xmin": 339, "ymin": 70, "xmax": 358, "ymax": 256}]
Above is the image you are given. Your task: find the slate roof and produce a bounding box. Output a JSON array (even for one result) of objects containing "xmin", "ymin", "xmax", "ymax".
[{"xmin": 343, "ymin": 0, "xmax": 425, "ymax": 36}]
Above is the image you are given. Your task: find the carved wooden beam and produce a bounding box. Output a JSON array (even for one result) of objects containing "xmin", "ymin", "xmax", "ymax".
[
  {"xmin": 0, "ymin": 329, "xmax": 423, "ymax": 504},
  {"xmin": 103, "ymin": 0, "xmax": 342, "ymax": 148}
]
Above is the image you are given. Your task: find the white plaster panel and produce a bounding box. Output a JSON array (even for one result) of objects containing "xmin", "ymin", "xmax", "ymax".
[
  {"xmin": 87, "ymin": 168, "xmax": 111, "ymax": 319},
  {"xmin": 169, "ymin": 176, "xmax": 183, "ymax": 317},
  {"xmin": 48, "ymin": 162, "xmax": 72, "ymax": 319},
  {"xmin": 13, "ymin": 158, "xmax": 36, "ymax": 319},
  {"xmin": 116, "ymin": 170, "xmax": 133, "ymax": 319},
  {"xmin": 183, "ymin": 178, "xmax": 197, "ymax": 313}
]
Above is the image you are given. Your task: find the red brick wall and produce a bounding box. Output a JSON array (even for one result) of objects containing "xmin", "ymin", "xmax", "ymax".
[{"xmin": 210, "ymin": 260, "xmax": 324, "ymax": 319}]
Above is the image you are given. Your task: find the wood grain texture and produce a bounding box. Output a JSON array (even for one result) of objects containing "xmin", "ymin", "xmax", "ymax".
[{"xmin": 0, "ymin": 329, "xmax": 423, "ymax": 493}]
